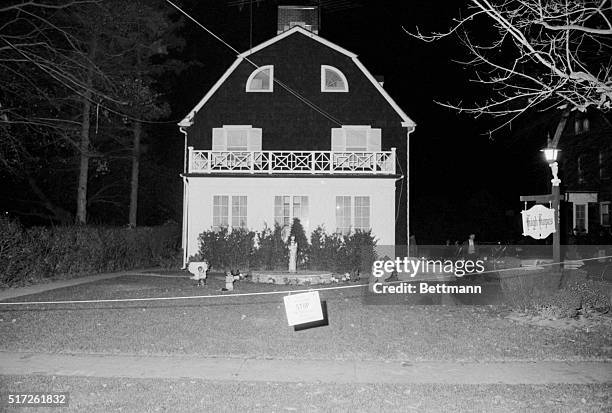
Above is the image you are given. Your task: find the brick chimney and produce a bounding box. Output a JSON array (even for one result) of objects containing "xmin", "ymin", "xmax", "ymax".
[{"xmin": 277, "ymin": 5, "xmax": 319, "ymax": 35}]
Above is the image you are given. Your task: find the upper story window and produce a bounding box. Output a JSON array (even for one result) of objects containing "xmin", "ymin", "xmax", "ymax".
[
  {"xmin": 321, "ymin": 65, "xmax": 348, "ymax": 92},
  {"xmin": 246, "ymin": 65, "xmax": 273, "ymax": 92},
  {"xmin": 331, "ymin": 126, "xmax": 381, "ymax": 151},
  {"xmin": 574, "ymin": 117, "xmax": 590, "ymax": 134},
  {"xmin": 212, "ymin": 125, "xmax": 262, "ymax": 151}
]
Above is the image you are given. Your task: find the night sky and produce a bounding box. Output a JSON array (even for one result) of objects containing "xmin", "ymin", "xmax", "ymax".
[{"xmin": 165, "ymin": 0, "xmax": 554, "ymax": 243}]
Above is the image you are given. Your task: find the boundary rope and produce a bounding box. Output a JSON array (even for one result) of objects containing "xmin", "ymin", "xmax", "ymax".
[{"xmin": 1, "ymin": 254, "xmax": 610, "ymax": 306}]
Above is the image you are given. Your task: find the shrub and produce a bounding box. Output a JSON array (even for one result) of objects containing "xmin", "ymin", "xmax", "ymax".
[
  {"xmin": 309, "ymin": 226, "xmax": 341, "ymax": 271},
  {"xmin": 251, "ymin": 224, "xmax": 287, "ymax": 270},
  {"xmin": 308, "ymin": 227, "xmax": 376, "ymax": 274},
  {"xmin": 289, "ymin": 218, "xmax": 309, "ymax": 267},
  {"xmin": 0, "ymin": 217, "xmax": 181, "ymax": 288},
  {"xmin": 196, "ymin": 227, "xmax": 256, "ymax": 272}
]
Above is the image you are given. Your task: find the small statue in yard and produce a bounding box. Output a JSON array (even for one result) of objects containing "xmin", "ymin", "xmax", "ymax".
[
  {"xmin": 222, "ymin": 271, "xmax": 235, "ymax": 291},
  {"xmin": 188, "ymin": 261, "xmax": 208, "ymax": 287},
  {"xmin": 288, "ymin": 235, "xmax": 297, "ymax": 273}
]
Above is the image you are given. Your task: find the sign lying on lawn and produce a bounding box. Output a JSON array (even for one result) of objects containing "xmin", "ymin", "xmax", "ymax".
[
  {"xmin": 283, "ymin": 291, "xmax": 323, "ymax": 326},
  {"xmin": 521, "ymin": 204, "xmax": 556, "ymax": 239}
]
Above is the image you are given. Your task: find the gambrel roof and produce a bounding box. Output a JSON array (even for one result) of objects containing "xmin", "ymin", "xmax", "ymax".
[{"xmin": 179, "ymin": 26, "xmax": 415, "ymax": 129}]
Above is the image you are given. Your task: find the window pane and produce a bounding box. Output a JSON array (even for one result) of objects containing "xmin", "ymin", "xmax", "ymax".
[
  {"xmin": 249, "ymin": 67, "xmax": 271, "ymax": 91},
  {"xmin": 227, "ymin": 129, "xmax": 248, "ymax": 151},
  {"xmin": 336, "ymin": 196, "xmax": 351, "ymax": 234},
  {"xmin": 602, "ymin": 204, "xmax": 610, "ymax": 226},
  {"xmin": 324, "ymin": 68, "xmax": 345, "ymax": 90},
  {"xmin": 345, "ymin": 128, "xmax": 367, "ymax": 151},
  {"xmin": 274, "ymin": 195, "xmax": 291, "ymax": 227},
  {"xmin": 213, "ymin": 195, "xmax": 229, "ymax": 229},
  {"xmin": 354, "ymin": 196, "xmax": 370, "ymax": 230},
  {"xmin": 231, "ymin": 196, "xmax": 247, "ymax": 228},
  {"xmin": 293, "ymin": 196, "xmax": 309, "ymax": 230},
  {"xmin": 575, "ymin": 204, "xmax": 586, "ymax": 230}
]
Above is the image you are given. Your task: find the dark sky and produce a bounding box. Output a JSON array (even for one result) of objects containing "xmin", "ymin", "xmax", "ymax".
[{"xmin": 168, "ymin": 0, "xmax": 555, "ymax": 243}]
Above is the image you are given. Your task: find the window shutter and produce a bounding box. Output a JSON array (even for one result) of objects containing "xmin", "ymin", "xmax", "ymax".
[
  {"xmin": 331, "ymin": 128, "xmax": 345, "ymax": 151},
  {"xmin": 212, "ymin": 128, "xmax": 226, "ymax": 151},
  {"xmin": 248, "ymin": 128, "xmax": 262, "ymax": 151},
  {"xmin": 367, "ymin": 128, "xmax": 382, "ymax": 152}
]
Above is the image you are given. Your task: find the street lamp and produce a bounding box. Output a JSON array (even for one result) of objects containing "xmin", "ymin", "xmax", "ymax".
[{"xmin": 541, "ymin": 141, "xmax": 561, "ymax": 267}]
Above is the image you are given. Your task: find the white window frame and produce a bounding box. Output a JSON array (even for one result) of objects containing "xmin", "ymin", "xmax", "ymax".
[
  {"xmin": 231, "ymin": 196, "xmax": 248, "ymax": 228},
  {"xmin": 225, "ymin": 128, "xmax": 249, "ymax": 151},
  {"xmin": 214, "ymin": 195, "xmax": 247, "ymax": 230},
  {"xmin": 246, "ymin": 65, "xmax": 273, "ymax": 92},
  {"xmin": 335, "ymin": 196, "xmax": 352, "ymax": 235},
  {"xmin": 212, "ymin": 125, "xmax": 262, "ymax": 152},
  {"xmin": 213, "ymin": 195, "xmax": 229, "ymax": 230},
  {"xmin": 274, "ymin": 195, "xmax": 309, "ymax": 231},
  {"xmin": 335, "ymin": 196, "xmax": 372, "ymax": 234},
  {"xmin": 573, "ymin": 203, "xmax": 588, "ymax": 233},
  {"xmin": 321, "ymin": 65, "xmax": 348, "ymax": 92},
  {"xmin": 354, "ymin": 196, "xmax": 371, "ymax": 231},
  {"xmin": 601, "ymin": 202, "xmax": 610, "ymax": 227},
  {"xmin": 331, "ymin": 125, "xmax": 381, "ymax": 152}
]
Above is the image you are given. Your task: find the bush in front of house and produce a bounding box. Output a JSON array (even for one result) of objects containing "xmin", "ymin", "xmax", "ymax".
[
  {"xmin": 289, "ymin": 218, "xmax": 309, "ymax": 267},
  {"xmin": 309, "ymin": 227, "xmax": 377, "ymax": 274},
  {"xmin": 196, "ymin": 226, "xmax": 256, "ymax": 272},
  {"xmin": 0, "ymin": 217, "xmax": 181, "ymax": 288},
  {"xmin": 195, "ymin": 224, "xmax": 377, "ymax": 275}
]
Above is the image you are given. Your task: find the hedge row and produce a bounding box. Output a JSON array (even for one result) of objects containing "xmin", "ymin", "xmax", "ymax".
[
  {"xmin": 0, "ymin": 218, "xmax": 181, "ymax": 287},
  {"xmin": 194, "ymin": 219, "xmax": 376, "ymax": 274}
]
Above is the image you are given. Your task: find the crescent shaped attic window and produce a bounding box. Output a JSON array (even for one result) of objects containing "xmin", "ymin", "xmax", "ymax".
[
  {"xmin": 246, "ymin": 65, "xmax": 273, "ymax": 92},
  {"xmin": 321, "ymin": 65, "xmax": 348, "ymax": 92}
]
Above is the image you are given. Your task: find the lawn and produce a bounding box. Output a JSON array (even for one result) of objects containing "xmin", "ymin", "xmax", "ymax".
[{"xmin": 0, "ymin": 273, "xmax": 611, "ymax": 361}]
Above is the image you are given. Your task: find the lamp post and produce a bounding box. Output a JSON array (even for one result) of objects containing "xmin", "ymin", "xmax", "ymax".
[{"xmin": 540, "ymin": 143, "xmax": 561, "ymax": 267}]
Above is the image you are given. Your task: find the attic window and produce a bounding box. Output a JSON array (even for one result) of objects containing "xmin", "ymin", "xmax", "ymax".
[
  {"xmin": 321, "ymin": 65, "xmax": 348, "ymax": 92},
  {"xmin": 246, "ymin": 65, "xmax": 273, "ymax": 92}
]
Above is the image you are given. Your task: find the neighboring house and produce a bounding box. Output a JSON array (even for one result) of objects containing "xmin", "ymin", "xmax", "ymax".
[
  {"xmin": 559, "ymin": 110, "xmax": 612, "ymax": 237},
  {"xmin": 178, "ymin": 5, "xmax": 415, "ymax": 266}
]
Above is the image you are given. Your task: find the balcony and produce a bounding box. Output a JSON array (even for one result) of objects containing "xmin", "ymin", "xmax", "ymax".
[{"xmin": 187, "ymin": 148, "xmax": 396, "ymax": 175}]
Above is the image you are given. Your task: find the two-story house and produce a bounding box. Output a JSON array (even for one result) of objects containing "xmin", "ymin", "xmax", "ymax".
[
  {"xmin": 178, "ymin": 5, "xmax": 415, "ymax": 266},
  {"xmin": 559, "ymin": 110, "xmax": 612, "ymax": 237}
]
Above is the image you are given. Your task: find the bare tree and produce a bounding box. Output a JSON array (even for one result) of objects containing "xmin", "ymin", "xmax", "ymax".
[{"xmin": 407, "ymin": 0, "xmax": 612, "ymax": 132}]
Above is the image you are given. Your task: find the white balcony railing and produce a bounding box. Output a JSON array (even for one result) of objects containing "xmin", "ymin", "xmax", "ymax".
[{"xmin": 187, "ymin": 148, "xmax": 396, "ymax": 175}]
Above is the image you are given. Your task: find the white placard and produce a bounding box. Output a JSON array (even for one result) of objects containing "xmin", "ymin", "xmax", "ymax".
[
  {"xmin": 283, "ymin": 291, "xmax": 324, "ymax": 326},
  {"xmin": 521, "ymin": 204, "xmax": 556, "ymax": 239}
]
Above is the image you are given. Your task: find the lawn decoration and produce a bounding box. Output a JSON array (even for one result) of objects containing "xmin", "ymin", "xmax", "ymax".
[
  {"xmin": 288, "ymin": 235, "xmax": 297, "ymax": 273},
  {"xmin": 222, "ymin": 271, "xmax": 235, "ymax": 291},
  {"xmin": 187, "ymin": 261, "xmax": 208, "ymax": 287}
]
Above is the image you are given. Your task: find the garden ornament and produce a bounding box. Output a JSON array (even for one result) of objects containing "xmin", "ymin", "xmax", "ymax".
[{"xmin": 188, "ymin": 261, "xmax": 208, "ymax": 287}]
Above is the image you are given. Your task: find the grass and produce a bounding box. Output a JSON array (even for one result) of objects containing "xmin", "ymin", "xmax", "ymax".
[
  {"xmin": 0, "ymin": 272, "xmax": 611, "ymax": 361},
  {"xmin": 1, "ymin": 375, "xmax": 610, "ymax": 412}
]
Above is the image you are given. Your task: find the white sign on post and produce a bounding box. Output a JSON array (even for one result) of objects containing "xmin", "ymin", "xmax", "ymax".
[
  {"xmin": 521, "ymin": 204, "xmax": 556, "ymax": 239},
  {"xmin": 283, "ymin": 291, "xmax": 323, "ymax": 326}
]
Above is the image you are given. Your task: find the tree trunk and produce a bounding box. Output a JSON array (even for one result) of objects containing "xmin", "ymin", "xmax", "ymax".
[
  {"xmin": 75, "ymin": 38, "xmax": 97, "ymax": 225},
  {"xmin": 128, "ymin": 120, "xmax": 142, "ymax": 227}
]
